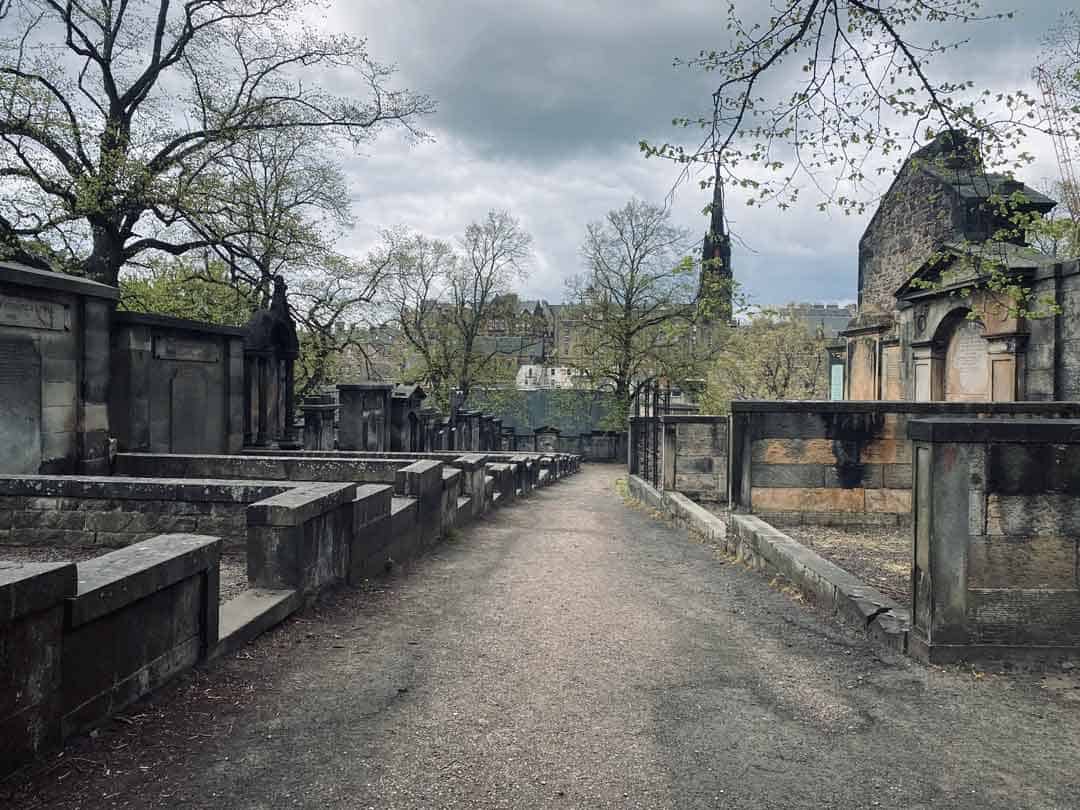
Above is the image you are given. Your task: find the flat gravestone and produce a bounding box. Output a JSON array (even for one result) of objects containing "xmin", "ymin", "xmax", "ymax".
[{"xmin": 0, "ymin": 337, "xmax": 42, "ymax": 473}]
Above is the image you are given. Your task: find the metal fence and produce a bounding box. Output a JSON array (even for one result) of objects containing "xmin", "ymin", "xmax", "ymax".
[{"xmin": 628, "ymin": 381, "xmax": 670, "ymax": 488}]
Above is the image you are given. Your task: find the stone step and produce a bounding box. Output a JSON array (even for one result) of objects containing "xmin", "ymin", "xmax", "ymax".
[{"xmin": 212, "ymin": 588, "xmax": 300, "ymax": 660}]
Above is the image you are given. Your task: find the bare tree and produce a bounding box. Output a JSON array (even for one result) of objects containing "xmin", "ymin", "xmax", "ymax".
[
  {"xmin": 378, "ymin": 227, "xmax": 459, "ymax": 401},
  {"xmin": 379, "ymin": 211, "xmax": 533, "ymax": 409},
  {"xmin": 644, "ymin": 1, "xmax": 1042, "ymax": 214},
  {"xmin": 447, "ymin": 210, "xmax": 532, "ymax": 405},
  {"xmin": 567, "ymin": 199, "xmax": 706, "ymax": 419},
  {"xmin": 0, "ymin": 0, "xmax": 434, "ymax": 284}
]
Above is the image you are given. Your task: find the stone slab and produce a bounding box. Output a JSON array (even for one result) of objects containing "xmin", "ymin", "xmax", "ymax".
[
  {"xmin": 68, "ymin": 533, "xmax": 220, "ymax": 627},
  {"xmin": 0, "ymin": 561, "xmax": 76, "ymax": 624}
]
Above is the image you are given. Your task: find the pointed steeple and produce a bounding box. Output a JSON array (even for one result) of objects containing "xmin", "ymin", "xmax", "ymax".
[{"xmin": 699, "ymin": 163, "xmax": 733, "ymax": 323}]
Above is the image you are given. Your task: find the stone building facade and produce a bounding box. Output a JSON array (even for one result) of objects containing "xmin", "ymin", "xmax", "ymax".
[{"xmin": 841, "ymin": 130, "xmax": 1080, "ymax": 403}]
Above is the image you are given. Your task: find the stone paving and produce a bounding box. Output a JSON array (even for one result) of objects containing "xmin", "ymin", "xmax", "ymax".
[{"xmin": 6, "ymin": 465, "xmax": 1080, "ymax": 809}]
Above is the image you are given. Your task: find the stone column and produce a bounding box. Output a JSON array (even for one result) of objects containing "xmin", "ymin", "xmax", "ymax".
[
  {"xmin": 910, "ymin": 341, "xmax": 944, "ymax": 402},
  {"xmin": 985, "ymin": 333, "xmax": 1026, "ymax": 401},
  {"xmin": 255, "ymin": 357, "xmax": 270, "ymax": 446},
  {"xmin": 0, "ymin": 561, "xmax": 76, "ymax": 776},
  {"xmin": 280, "ymin": 357, "xmax": 301, "ymax": 449}
]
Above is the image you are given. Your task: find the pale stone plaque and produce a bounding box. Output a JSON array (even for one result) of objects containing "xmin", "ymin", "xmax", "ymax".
[
  {"xmin": 944, "ymin": 318, "xmax": 989, "ymax": 402},
  {"xmin": 0, "ymin": 294, "xmax": 68, "ymax": 331},
  {"xmin": 883, "ymin": 344, "xmax": 902, "ymax": 400},
  {"xmin": 155, "ymin": 337, "xmax": 221, "ymax": 363}
]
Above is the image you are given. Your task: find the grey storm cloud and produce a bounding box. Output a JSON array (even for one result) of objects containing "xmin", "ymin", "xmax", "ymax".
[{"xmin": 322, "ymin": 1, "xmax": 1073, "ymax": 307}]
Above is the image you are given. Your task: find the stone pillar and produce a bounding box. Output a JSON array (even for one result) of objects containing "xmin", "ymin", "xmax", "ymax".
[
  {"xmin": 908, "ymin": 416, "xmax": 1080, "ymax": 664},
  {"xmin": 0, "ymin": 561, "xmax": 76, "ymax": 775},
  {"xmin": 986, "ymin": 333, "xmax": 1026, "ymax": 402},
  {"xmin": 910, "ymin": 341, "xmax": 944, "ymax": 402},
  {"xmin": 280, "ymin": 357, "xmax": 301, "ymax": 449},
  {"xmin": 255, "ymin": 357, "xmax": 270, "ymax": 446},
  {"xmin": 301, "ymin": 394, "xmax": 337, "ymax": 451}
]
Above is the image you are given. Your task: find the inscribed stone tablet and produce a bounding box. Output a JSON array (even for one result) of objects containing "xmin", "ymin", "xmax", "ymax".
[
  {"xmin": 0, "ymin": 337, "xmax": 42, "ymax": 473},
  {"xmin": 944, "ymin": 318, "xmax": 989, "ymax": 402}
]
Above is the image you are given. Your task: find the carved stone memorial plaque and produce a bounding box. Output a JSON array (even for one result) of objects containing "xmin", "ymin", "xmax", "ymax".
[
  {"xmin": 944, "ymin": 318, "xmax": 989, "ymax": 402},
  {"xmin": 0, "ymin": 337, "xmax": 42, "ymax": 473}
]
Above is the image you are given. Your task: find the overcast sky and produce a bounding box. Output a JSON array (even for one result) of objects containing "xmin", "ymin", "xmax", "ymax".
[{"xmin": 318, "ymin": 1, "xmax": 1073, "ymax": 307}]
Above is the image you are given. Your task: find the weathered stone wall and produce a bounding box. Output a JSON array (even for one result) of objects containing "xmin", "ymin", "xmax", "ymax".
[
  {"xmin": 858, "ymin": 163, "xmax": 961, "ymax": 316},
  {"xmin": 1, "ymin": 534, "xmax": 217, "ymax": 776},
  {"xmin": 661, "ymin": 416, "xmax": 729, "ymax": 502},
  {"xmin": 0, "ymin": 263, "xmax": 117, "ymax": 475},
  {"xmin": 909, "ymin": 417, "xmax": 1080, "ymax": 663},
  {"xmin": 61, "ymin": 535, "xmax": 219, "ymax": 737},
  {"xmin": 109, "ymin": 312, "xmax": 244, "ymax": 455},
  {"xmin": 0, "ymin": 476, "xmax": 282, "ymax": 550},
  {"xmin": 730, "ymin": 401, "xmax": 1080, "ymax": 527},
  {"xmin": 0, "ymin": 560, "xmax": 74, "ymax": 774}
]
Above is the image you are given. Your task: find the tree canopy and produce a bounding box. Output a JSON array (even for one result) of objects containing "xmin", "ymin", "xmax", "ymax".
[
  {"xmin": 0, "ymin": 0, "xmax": 433, "ymax": 285},
  {"xmin": 644, "ymin": 0, "xmax": 1046, "ymax": 214}
]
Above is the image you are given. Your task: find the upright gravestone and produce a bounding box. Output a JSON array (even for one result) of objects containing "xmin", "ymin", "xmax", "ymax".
[
  {"xmin": 301, "ymin": 394, "xmax": 338, "ymax": 451},
  {"xmin": 337, "ymin": 383, "xmax": 392, "ymax": 451}
]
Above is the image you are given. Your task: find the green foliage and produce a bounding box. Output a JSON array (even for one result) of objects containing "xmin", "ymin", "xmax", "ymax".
[
  {"xmin": 118, "ymin": 260, "xmax": 255, "ymax": 326},
  {"xmin": 701, "ymin": 309, "xmax": 828, "ymax": 414}
]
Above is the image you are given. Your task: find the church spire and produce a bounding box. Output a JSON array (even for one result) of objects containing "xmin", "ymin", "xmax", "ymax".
[{"xmin": 699, "ymin": 162, "xmax": 733, "ymax": 323}]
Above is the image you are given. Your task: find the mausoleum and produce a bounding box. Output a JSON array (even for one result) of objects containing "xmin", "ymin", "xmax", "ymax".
[{"xmin": 842, "ymin": 130, "xmax": 1080, "ymax": 402}]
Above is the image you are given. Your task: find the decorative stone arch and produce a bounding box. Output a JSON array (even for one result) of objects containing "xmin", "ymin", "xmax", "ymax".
[{"xmin": 935, "ymin": 308, "xmax": 990, "ymax": 402}]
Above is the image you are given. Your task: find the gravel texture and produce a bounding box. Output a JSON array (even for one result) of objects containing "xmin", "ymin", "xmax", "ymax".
[
  {"xmin": 0, "ymin": 546, "xmax": 248, "ymax": 605},
  {"xmin": 3, "ymin": 466, "xmax": 1079, "ymax": 809},
  {"xmin": 783, "ymin": 524, "xmax": 911, "ymax": 603}
]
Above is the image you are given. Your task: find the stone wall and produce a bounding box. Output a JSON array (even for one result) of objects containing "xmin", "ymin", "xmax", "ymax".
[
  {"xmin": 110, "ymin": 312, "xmax": 244, "ymax": 454},
  {"xmin": 1, "ymin": 534, "xmax": 218, "ymax": 775},
  {"xmin": 0, "ymin": 262, "xmax": 117, "ymax": 475},
  {"xmin": 661, "ymin": 415, "xmax": 729, "ymax": 502},
  {"xmin": 908, "ymin": 417, "xmax": 1080, "ymax": 663},
  {"xmin": 858, "ymin": 160, "xmax": 960, "ymax": 316},
  {"xmin": 729, "ymin": 400, "xmax": 1080, "ymax": 527},
  {"xmin": 0, "ymin": 475, "xmax": 281, "ymax": 550}
]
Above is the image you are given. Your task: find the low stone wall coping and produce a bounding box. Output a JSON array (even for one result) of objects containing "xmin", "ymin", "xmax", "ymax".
[
  {"xmin": 69, "ymin": 533, "xmax": 220, "ymax": 627},
  {"xmin": 112, "ymin": 310, "xmax": 246, "ymax": 337},
  {"xmin": 659, "ymin": 415, "xmax": 730, "ymax": 424},
  {"xmin": 0, "ymin": 474, "xmax": 289, "ymax": 503},
  {"xmin": 731, "ymin": 400, "xmax": 1080, "ymax": 415},
  {"xmin": 337, "ymin": 383, "xmax": 394, "ymax": 391},
  {"xmin": 0, "ymin": 261, "xmax": 120, "ymax": 300},
  {"xmin": 452, "ymin": 454, "xmax": 486, "ymax": 471},
  {"xmin": 0, "ymin": 561, "xmax": 76, "ymax": 624},
  {"xmin": 908, "ymin": 417, "xmax": 1080, "ymax": 444},
  {"xmin": 246, "ymin": 482, "xmax": 358, "ymax": 527}
]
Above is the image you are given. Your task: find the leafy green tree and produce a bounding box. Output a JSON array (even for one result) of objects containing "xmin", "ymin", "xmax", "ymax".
[
  {"xmin": 119, "ymin": 258, "xmax": 255, "ymax": 325},
  {"xmin": 701, "ymin": 308, "xmax": 828, "ymax": 414},
  {"xmin": 0, "ymin": 0, "xmax": 433, "ymax": 284}
]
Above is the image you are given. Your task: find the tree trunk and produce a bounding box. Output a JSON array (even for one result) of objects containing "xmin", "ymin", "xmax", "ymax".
[{"xmin": 83, "ymin": 222, "xmax": 125, "ymax": 286}]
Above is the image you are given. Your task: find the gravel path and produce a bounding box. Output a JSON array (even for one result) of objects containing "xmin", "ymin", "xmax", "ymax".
[
  {"xmin": 783, "ymin": 524, "xmax": 911, "ymax": 604},
  {"xmin": 4, "ymin": 465, "xmax": 1079, "ymax": 809}
]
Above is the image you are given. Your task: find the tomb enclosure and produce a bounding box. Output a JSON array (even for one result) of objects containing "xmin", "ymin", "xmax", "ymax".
[{"xmin": 0, "ymin": 260, "xmax": 581, "ymax": 775}]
